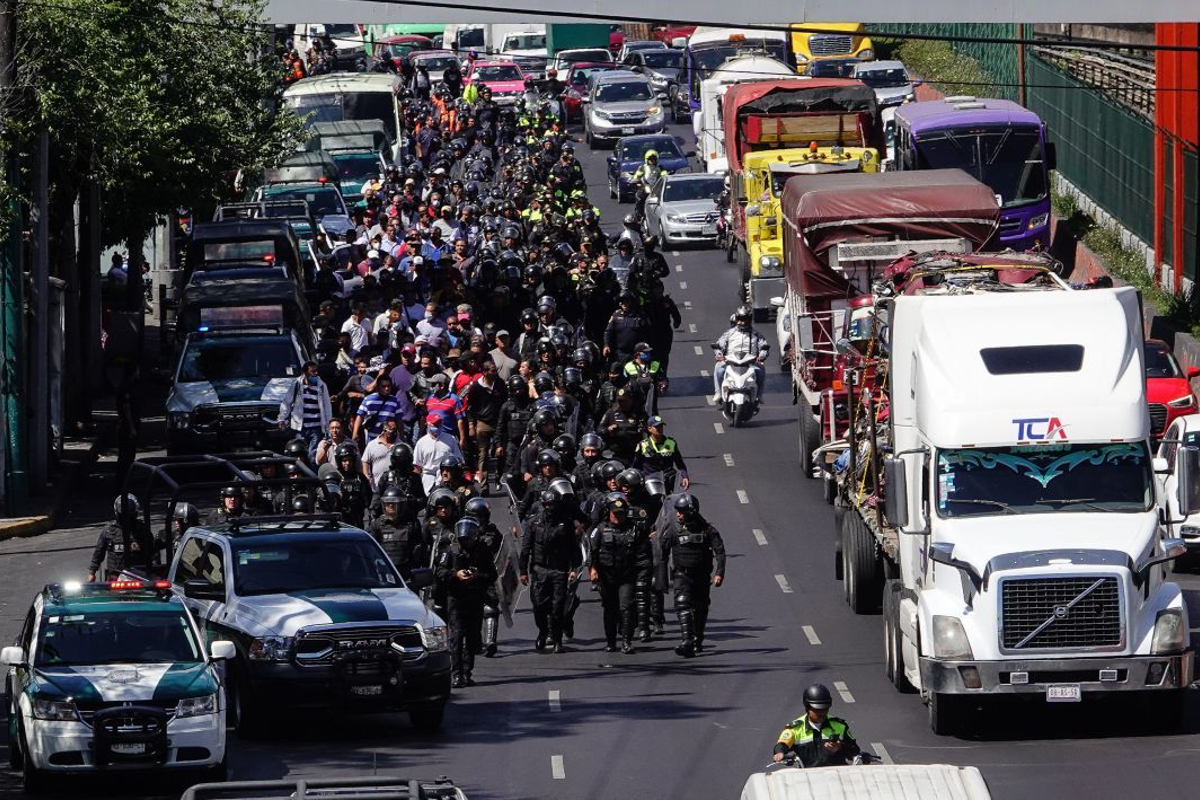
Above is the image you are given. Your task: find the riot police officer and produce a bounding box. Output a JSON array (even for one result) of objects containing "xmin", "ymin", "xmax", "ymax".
[
  {"xmin": 658, "ymin": 493, "xmax": 726, "ymax": 657},
  {"xmin": 205, "ymin": 485, "xmax": 247, "ymax": 527},
  {"xmin": 372, "ymin": 443, "xmax": 425, "ymax": 518},
  {"xmin": 588, "ymin": 492, "xmax": 652, "ymax": 654},
  {"xmin": 435, "ymin": 517, "xmax": 498, "ymax": 688},
  {"xmin": 520, "ymin": 484, "xmax": 582, "ymax": 653},
  {"xmin": 168, "ymin": 502, "xmax": 199, "ymax": 562},
  {"xmin": 335, "ymin": 442, "xmax": 373, "ymax": 527},
  {"xmin": 87, "ymin": 494, "xmax": 156, "ymax": 581},
  {"xmin": 369, "ymin": 487, "xmax": 425, "ymax": 580},
  {"xmin": 616, "ymin": 466, "xmax": 660, "ymax": 639},
  {"xmin": 466, "ymin": 497, "xmax": 510, "ymax": 658}
]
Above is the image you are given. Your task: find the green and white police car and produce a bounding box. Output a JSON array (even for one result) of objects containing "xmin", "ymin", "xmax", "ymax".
[{"xmin": 3, "ymin": 580, "xmax": 231, "ymax": 790}]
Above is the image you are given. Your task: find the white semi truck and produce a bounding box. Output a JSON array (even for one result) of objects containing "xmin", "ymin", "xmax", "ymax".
[{"xmin": 826, "ymin": 254, "xmax": 1193, "ymax": 734}]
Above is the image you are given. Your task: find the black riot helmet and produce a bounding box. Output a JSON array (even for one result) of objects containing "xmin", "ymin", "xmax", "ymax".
[
  {"xmin": 536, "ymin": 449, "xmax": 561, "ymax": 469},
  {"xmin": 464, "ymin": 496, "xmax": 491, "ymax": 524},
  {"xmin": 427, "ymin": 487, "xmax": 458, "ymax": 513},
  {"xmin": 291, "ymin": 495, "xmax": 313, "ymax": 514},
  {"xmin": 172, "ymin": 502, "xmax": 199, "ymax": 528},
  {"xmin": 335, "ymin": 442, "xmax": 358, "ymax": 464},
  {"xmin": 552, "ymin": 434, "xmax": 576, "ymax": 459},
  {"xmin": 580, "ymin": 432, "xmax": 604, "ymax": 452},
  {"xmin": 532, "ymin": 407, "xmax": 558, "ymax": 430},
  {"xmin": 390, "ymin": 443, "xmax": 414, "ymax": 472},
  {"xmin": 284, "ymin": 438, "xmax": 309, "ymax": 462},
  {"xmin": 803, "ymin": 683, "xmax": 834, "ymax": 712},
  {"xmin": 507, "ymin": 374, "xmax": 529, "ymax": 396},
  {"xmin": 455, "ymin": 517, "xmax": 482, "ymax": 542},
  {"xmin": 114, "ymin": 493, "xmax": 141, "ymax": 520},
  {"xmin": 617, "ymin": 467, "xmax": 645, "ymax": 492},
  {"xmin": 674, "ymin": 493, "xmax": 700, "ymax": 520},
  {"xmin": 599, "ymin": 460, "xmax": 623, "ymax": 482}
]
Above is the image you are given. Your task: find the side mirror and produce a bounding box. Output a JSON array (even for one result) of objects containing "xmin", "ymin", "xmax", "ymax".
[
  {"xmin": 1140, "ymin": 537, "xmax": 1189, "ymax": 576},
  {"xmin": 1177, "ymin": 446, "xmax": 1200, "ymax": 517},
  {"xmin": 883, "ymin": 457, "xmax": 909, "ymax": 528},
  {"xmin": 1188, "ymin": 366, "xmax": 1200, "ymax": 379},
  {"xmin": 1045, "ymin": 141, "xmax": 1057, "ymax": 172},
  {"xmin": 769, "ymin": 296, "xmax": 785, "ymax": 309},
  {"xmin": 745, "ymin": 204, "xmax": 761, "ymax": 217},
  {"xmin": 912, "ymin": 79, "xmax": 923, "ymax": 87},
  {"xmin": 408, "ymin": 567, "xmax": 435, "ymax": 591},
  {"xmin": 580, "ymin": 97, "xmax": 591, "ymax": 105},
  {"xmin": 0, "ymin": 645, "xmax": 26, "ymax": 667},
  {"xmin": 928, "ymin": 542, "xmax": 982, "ymax": 591},
  {"xmin": 182, "ymin": 579, "xmax": 225, "ymax": 603},
  {"xmin": 685, "ymin": 150, "xmax": 697, "ymax": 158},
  {"xmin": 606, "ymin": 155, "xmax": 615, "ymax": 164},
  {"xmin": 656, "ymin": 91, "xmax": 667, "ymax": 100},
  {"xmin": 646, "ymin": 196, "xmax": 659, "ymax": 206},
  {"xmin": 209, "ymin": 640, "xmax": 236, "ymax": 661},
  {"xmin": 1153, "ymin": 456, "xmax": 1170, "ymax": 474}
]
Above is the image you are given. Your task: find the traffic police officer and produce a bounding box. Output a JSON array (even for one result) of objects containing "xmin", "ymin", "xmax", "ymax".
[
  {"xmin": 772, "ymin": 684, "xmax": 862, "ymax": 767},
  {"xmin": 632, "ymin": 416, "xmax": 690, "ymax": 492},
  {"xmin": 657, "ymin": 493, "xmax": 726, "ymax": 657}
]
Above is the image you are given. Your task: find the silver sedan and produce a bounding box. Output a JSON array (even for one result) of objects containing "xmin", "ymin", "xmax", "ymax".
[{"xmin": 644, "ymin": 173, "xmax": 725, "ymax": 247}]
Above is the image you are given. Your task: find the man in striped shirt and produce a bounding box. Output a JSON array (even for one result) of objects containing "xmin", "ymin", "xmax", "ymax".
[
  {"xmin": 352, "ymin": 376, "xmax": 405, "ymax": 447},
  {"xmin": 279, "ymin": 361, "xmax": 333, "ymax": 460},
  {"xmin": 424, "ymin": 373, "xmax": 467, "ymax": 447}
]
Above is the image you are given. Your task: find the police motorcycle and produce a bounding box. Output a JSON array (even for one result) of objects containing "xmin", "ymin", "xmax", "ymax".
[{"xmin": 712, "ymin": 343, "xmax": 760, "ymax": 427}]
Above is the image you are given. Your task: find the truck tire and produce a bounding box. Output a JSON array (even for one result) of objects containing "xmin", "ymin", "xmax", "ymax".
[
  {"xmin": 738, "ymin": 245, "xmax": 750, "ymax": 288},
  {"xmin": 228, "ymin": 663, "xmax": 263, "ymax": 736},
  {"xmin": 798, "ymin": 406, "xmax": 820, "ymax": 479},
  {"xmin": 409, "ymin": 700, "xmax": 446, "ymax": 732},
  {"xmin": 927, "ymin": 691, "xmax": 965, "ymax": 736},
  {"xmin": 822, "ymin": 472, "xmax": 837, "ymax": 505},
  {"xmin": 842, "ymin": 512, "xmax": 883, "ymax": 614},
  {"xmin": 833, "ymin": 499, "xmax": 846, "ymax": 580},
  {"xmin": 884, "ymin": 580, "xmax": 915, "ymax": 693},
  {"xmin": 725, "ymin": 232, "xmax": 735, "ymax": 263}
]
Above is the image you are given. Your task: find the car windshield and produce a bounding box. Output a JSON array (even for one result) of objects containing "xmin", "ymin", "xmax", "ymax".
[
  {"xmin": 1145, "ymin": 344, "xmax": 1182, "ymax": 378},
  {"xmin": 36, "ymin": 609, "xmax": 202, "ymax": 667},
  {"xmin": 915, "ymin": 126, "xmax": 1048, "ymax": 207},
  {"xmin": 233, "ymin": 539, "xmax": 401, "ymax": 595},
  {"xmin": 505, "ymin": 33, "xmax": 545, "ymax": 51},
  {"xmin": 643, "ymin": 51, "xmax": 683, "ymax": 68},
  {"xmin": 562, "ymin": 49, "xmax": 609, "ymax": 63},
  {"xmin": 856, "ymin": 68, "xmax": 909, "ymax": 88},
  {"xmin": 415, "ymin": 56, "xmax": 457, "ymax": 72},
  {"xmin": 572, "ymin": 66, "xmax": 617, "ymax": 85},
  {"xmin": 936, "ymin": 442, "xmax": 1153, "ymax": 517},
  {"xmin": 179, "ymin": 336, "xmax": 300, "ymax": 383},
  {"xmin": 597, "ymin": 81, "xmax": 653, "ymax": 102},
  {"xmin": 324, "ymin": 24, "xmax": 359, "ymax": 38},
  {"xmin": 664, "ymin": 177, "xmax": 722, "ymax": 202},
  {"xmin": 263, "ymin": 185, "xmax": 347, "ymax": 217},
  {"xmin": 476, "ymin": 64, "xmax": 522, "ymax": 81},
  {"xmin": 621, "ymin": 139, "xmax": 682, "ymax": 161},
  {"xmin": 332, "ymin": 152, "xmax": 380, "ymax": 184}
]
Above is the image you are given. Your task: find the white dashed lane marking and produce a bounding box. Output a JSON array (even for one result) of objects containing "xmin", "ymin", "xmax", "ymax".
[
  {"xmin": 694, "ymin": 345, "xmax": 703, "ymax": 355},
  {"xmin": 752, "ymin": 528, "xmax": 768, "ymax": 546},
  {"xmin": 675, "ymin": 263, "xmax": 683, "ymax": 272},
  {"xmin": 736, "ymin": 489, "xmax": 749, "ymax": 504},
  {"xmin": 688, "ymin": 323, "xmax": 697, "ymax": 333},
  {"xmin": 548, "ymin": 690, "xmax": 561, "ymax": 712},
  {"xmin": 700, "ymin": 369, "xmax": 710, "ymax": 377},
  {"xmin": 833, "ymin": 681, "xmax": 855, "ymax": 703},
  {"xmin": 713, "ymin": 422, "xmax": 725, "ymax": 434},
  {"xmin": 679, "ymin": 281, "xmax": 688, "ymax": 290},
  {"xmin": 671, "ymin": 250, "xmax": 680, "ymax": 256},
  {"xmin": 684, "ymin": 300, "xmax": 693, "ymax": 309},
  {"xmin": 802, "ymin": 625, "xmax": 821, "ymax": 645},
  {"xmin": 551, "ymin": 755, "xmax": 565, "ymax": 779},
  {"xmin": 775, "ymin": 574, "xmax": 793, "ymax": 593},
  {"xmin": 723, "ymin": 453, "xmax": 735, "ymax": 467}
]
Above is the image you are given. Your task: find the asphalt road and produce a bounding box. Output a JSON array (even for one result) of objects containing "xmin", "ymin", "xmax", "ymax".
[{"xmin": 4, "ymin": 115, "xmax": 1200, "ymax": 800}]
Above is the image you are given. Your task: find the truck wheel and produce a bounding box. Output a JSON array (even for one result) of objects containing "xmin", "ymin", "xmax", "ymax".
[
  {"xmin": 927, "ymin": 691, "xmax": 965, "ymax": 736},
  {"xmin": 842, "ymin": 512, "xmax": 883, "ymax": 614},
  {"xmin": 738, "ymin": 246, "xmax": 750, "ymax": 287},
  {"xmin": 228, "ymin": 665, "xmax": 262, "ymax": 736},
  {"xmin": 833, "ymin": 500, "xmax": 846, "ymax": 580},
  {"xmin": 884, "ymin": 580, "xmax": 915, "ymax": 693},
  {"xmin": 409, "ymin": 700, "xmax": 446, "ymax": 732},
  {"xmin": 798, "ymin": 406, "xmax": 820, "ymax": 479},
  {"xmin": 822, "ymin": 472, "xmax": 836, "ymax": 505},
  {"xmin": 725, "ymin": 233, "xmax": 735, "ymax": 263}
]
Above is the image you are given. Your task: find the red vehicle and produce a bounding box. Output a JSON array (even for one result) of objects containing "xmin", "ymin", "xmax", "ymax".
[
  {"xmin": 562, "ymin": 62, "xmax": 624, "ymax": 121},
  {"xmin": 463, "ymin": 60, "xmax": 527, "ymax": 106},
  {"xmin": 651, "ymin": 24, "xmax": 697, "ymax": 45},
  {"xmin": 1145, "ymin": 338, "xmax": 1199, "ymax": 437},
  {"xmin": 609, "ymin": 25, "xmax": 624, "ymax": 55},
  {"xmin": 372, "ymin": 35, "xmax": 433, "ymax": 70}
]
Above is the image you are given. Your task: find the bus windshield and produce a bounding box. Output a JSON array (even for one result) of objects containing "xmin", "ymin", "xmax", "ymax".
[
  {"xmin": 914, "ymin": 126, "xmax": 1047, "ymax": 208},
  {"xmin": 287, "ymin": 92, "xmax": 397, "ymax": 141}
]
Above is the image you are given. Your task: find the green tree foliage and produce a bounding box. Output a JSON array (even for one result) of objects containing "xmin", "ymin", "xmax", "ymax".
[{"xmin": 12, "ymin": 0, "xmax": 304, "ymax": 245}]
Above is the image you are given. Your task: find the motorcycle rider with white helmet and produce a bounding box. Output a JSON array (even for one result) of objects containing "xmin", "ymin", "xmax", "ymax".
[{"xmin": 712, "ymin": 306, "xmax": 768, "ymax": 405}]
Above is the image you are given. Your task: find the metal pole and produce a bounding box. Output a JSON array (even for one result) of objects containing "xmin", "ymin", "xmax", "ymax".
[
  {"xmin": 1016, "ymin": 23, "xmax": 1027, "ymax": 107},
  {"xmin": 30, "ymin": 126, "xmax": 48, "ymax": 488}
]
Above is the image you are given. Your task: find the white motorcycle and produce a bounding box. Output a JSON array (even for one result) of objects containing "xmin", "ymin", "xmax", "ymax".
[{"xmin": 714, "ymin": 347, "xmax": 760, "ymax": 427}]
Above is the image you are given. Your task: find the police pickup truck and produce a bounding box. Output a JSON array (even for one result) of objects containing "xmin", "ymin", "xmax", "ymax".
[
  {"xmin": 160, "ymin": 514, "xmax": 451, "ymax": 733},
  {"xmin": 2, "ymin": 580, "xmax": 232, "ymax": 791}
]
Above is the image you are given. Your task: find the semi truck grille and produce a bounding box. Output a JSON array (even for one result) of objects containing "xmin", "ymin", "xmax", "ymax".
[
  {"xmin": 1148, "ymin": 403, "xmax": 1168, "ymax": 435},
  {"xmin": 809, "ymin": 34, "xmax": 853, "ymax": 56},
  {"xmin": 1000, "ymin": 576, "xmax": 1122, "ymax": 651}
]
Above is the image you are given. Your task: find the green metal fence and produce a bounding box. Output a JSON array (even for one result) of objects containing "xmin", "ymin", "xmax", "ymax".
[{"xmin": 886, "ymin": 23, "xmax": 1020, "ymax": 101}]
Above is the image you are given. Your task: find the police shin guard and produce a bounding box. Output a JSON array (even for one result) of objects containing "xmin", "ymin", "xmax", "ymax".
[
  {"xmin": 675, "ymin": 606, "xmax": 696, "ymax": 658},
  {"xmin": 621, "ymin": 606, "xmax": 636, "ymax": 654},
  {"xmin": 635, "ymin": 580, "xmax": 652, "ymax": 642},
  {"xmin": 695, "ymin": 603, "xmax": 710, "ymax": 651},
  {"xmin": 651, "ymin": 589, "xmax": 665, "ymax": 634},
  {"xmin": 563, "ymin": 593, "xmax": 580, "ymax": 640},
  {"xmin": 482, "ymin": 607, "xmax": 499, "ymax": 657}
]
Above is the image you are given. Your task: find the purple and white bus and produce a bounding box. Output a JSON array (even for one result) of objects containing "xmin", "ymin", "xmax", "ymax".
[{"xmin": 892, "ymin": 97, "xmax": 1056, "ymax": 251}]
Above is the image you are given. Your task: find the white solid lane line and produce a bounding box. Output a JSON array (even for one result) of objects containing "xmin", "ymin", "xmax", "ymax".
[
  {"xmin": 694, "ymin": 345, "xmax": 703, "ymax": 355},
  {"xmin": 736, "ymin": 489, "xmax": 749, "ymax": 504},
  {"xmin": 551, "ymin": 755, "xmax": 565, "ymax": 780},
  {"xmin": 802, "ymin": 625, "xmax": 821, "ymax": 645},
  {"xmin": 713, "ymin": 422, "xmax": 725, "ymax": 434},
  {"xmin": 671, "ymin": 250, "xmax": 680, "ymax": 256},
  {"xmin": 723, "ymin": 453, "xmax": 735, "ymax": 467},
  {"xmin": 752, "ymin": 528, "xmax": 768, "ymax": 546},
  {"xmin": 775, "ymin": 574, "xmax": 793, "ymax": 594},
  {"xmin": 871, "ymin": 743, "xmax": 894, "ymax": 764},
  {"xmin": 548, "ymin": 690, "xmax": 561, "ymax": 712},
  {"xmin": 833, "ymin": 681, "xmax": 855, "ymax": 703}
]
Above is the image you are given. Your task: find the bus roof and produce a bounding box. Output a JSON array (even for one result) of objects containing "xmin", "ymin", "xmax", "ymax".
[
  {"xmin": 283, "ymin": 73, "xmax": 398, "ymax": 98},
  {"xmin": 688, "ymin": 26, "xmax": 789, "ymax": 47},
  {"xmin": 895, "ymin": 98, "xmax": 1041, "ymax": 135}
]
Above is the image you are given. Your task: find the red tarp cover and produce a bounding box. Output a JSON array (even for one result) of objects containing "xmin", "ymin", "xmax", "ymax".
[{"xmin": 780, "ymin": 169, "xmax": 1001, "ymax": 301}]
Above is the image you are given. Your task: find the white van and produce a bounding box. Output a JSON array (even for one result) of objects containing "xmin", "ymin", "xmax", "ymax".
[{"xmin": 740, "ymin": 764, "xmax": 992, "ymax": 800}]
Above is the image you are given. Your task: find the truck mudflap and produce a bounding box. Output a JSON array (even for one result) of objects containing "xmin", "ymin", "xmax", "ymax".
[{"xmin": 920, "ymin": 651, "xmax": 1193, "ymax": 695}]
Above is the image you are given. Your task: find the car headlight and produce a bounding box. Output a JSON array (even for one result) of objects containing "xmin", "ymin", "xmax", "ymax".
[
  {"xmin": 647, "ymin": 106, "xmax": 663, "ymax": 116},
  {"xmin": 1027, "ymin": 212, "xmax": 1050, "ymax": 231},
  {"xmin": 247, "ymin": 636, "xmax": 293, "ymax": 661},
  {"xmin": 931, "ymin": 615, "xmax": 974, "ymax": 660},
  {"xmin": 177, "ymin": 693, "xmax": 218, "ymax": 718},
  {"xmin": 859, "ymin": 48, "xmax": 875, "ymax": 60},
  {"xmin": 1151, "ymin": 608, "xmax": 1187, "ymax": 654},
  {"xmin": 32, "ymin": 698, "xmax": 76, "ymax": 721},
  {"xmin": 1181, "ymin": 525, "xmax": 1200, "ymax": 539},
  {"xmin": 666, "ymin": 214, "xmax": 686, "ymax": 223},
  {"xmin": 421, "ymin": 625, "xmax": 450, "ymax": 652},
  {"xmin": 594, "ymin": 108, "xmax": 612, "ymax": 120},
  {"xmin": 168, "ymin": 411, "xmax": 190, "ymax": 430},
  {"xmin": 1169, "ymin": 394, "xmax": 1196, "ymax": 409}
]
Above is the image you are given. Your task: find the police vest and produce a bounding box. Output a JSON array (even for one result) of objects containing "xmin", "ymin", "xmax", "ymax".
[
  {"xmin": 637, "ymin": 436, "xmax": 676, "ymax": 459},
  {"xmin": 779, "ymin": 716, "xmax": 851, "ymax": 749},
  {"xmin": 625, "ymin": 361, "xmax": 660, "ymax": 378},
  {"xmin": 673, "ymin": 525, "xmax": 711, "ymax": 570}
]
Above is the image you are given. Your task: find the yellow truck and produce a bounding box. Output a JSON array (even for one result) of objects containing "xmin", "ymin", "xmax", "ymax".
[
  {"xmin": 739, "ymin": 146, "xmax": 880, "ymax": 317},
  {"xmin": 790, "ymin": 22, "xmax": 875, "ymax": 70}
]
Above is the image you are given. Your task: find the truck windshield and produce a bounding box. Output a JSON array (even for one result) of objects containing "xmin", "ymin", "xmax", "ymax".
[
  {"xmin": 936, "ymin": 443, "xmax": 1153, "ymax": 517},
  {"xmin": 36, "ymin": 610, "xmax": 202, "ymax": 666},
  {"xmin": 233, "ymin": 539, "xmax": 402, "ymax": 596},
  {"xmin": 914, "ymin": 126, "xmax": 1047, "ymax": 208},
  {"xmin": 505, "ymin": 33, "xmax": 546, "ymax": 51},
  {"xmin": 332, "ymin": 152, "xmax": 381, "ymax": 184},
  {"xmin": 261, "ymin": 185, "xmax": 347, "ymax": 218},
  {"xmin": 179, "ymin": 336, "xmax": 299, "ymax": 383}
]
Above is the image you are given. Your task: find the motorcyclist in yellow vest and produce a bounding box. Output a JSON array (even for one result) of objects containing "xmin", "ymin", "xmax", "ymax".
[
  {"xmin": 632, "ymin": 415, "xmax": 689, "ymax": 492},
  {"xmin": 463, "ymin": 78, "xmax": 481, "ymax": 106},
  {"xmin": 772, "ymin": 684, "xmax": 861, "ymax": 768}
]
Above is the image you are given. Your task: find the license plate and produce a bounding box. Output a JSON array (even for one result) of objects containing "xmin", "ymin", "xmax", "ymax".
[
  {"xmin": 621, "ymin": 127, "xmax": 636, "ymax": 135},
  {"xmin": 702, "ymin": 225, "xmax": 718, "ymax": 236},
  {"xmin": 111, "ymin": 743, "xmax": 147, "ymax": 755},
  {"xmin": 351, "ymin": 685, "xmax": 383, "ymax": 696},
  {"xmin": 1046, "ymin": 684, "xmax": 1081, "ymax": 703}
]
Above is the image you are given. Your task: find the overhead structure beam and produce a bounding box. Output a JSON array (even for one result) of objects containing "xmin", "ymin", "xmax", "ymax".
[{"xmin": 265, "ymin": 0, "xmax": 1200, "ymax": 25}]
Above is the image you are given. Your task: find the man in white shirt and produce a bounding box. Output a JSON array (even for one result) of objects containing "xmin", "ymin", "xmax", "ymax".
[
  {"xmin": 340, "ymin": 302, "xmax": 373, "ymax": 356},
  {"xmin": 373, "ymin": 300, "xmax": 410, "ymax": 351},
  {"xmin": 360, "ymin": 419, "xmax": 402, "ymax": 488},
  {"xmin": 416, "ymin": 302, "xmax": 447, "ymax": 349},
  {"xmin": 412, "ymin": 412, "xmax": 464, "ymax": 493}
]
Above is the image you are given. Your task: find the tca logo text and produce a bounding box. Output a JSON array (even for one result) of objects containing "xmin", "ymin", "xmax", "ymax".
[{"xmin": 1013, "ymin": 417, "xmax": 1068, "ymax": 441}]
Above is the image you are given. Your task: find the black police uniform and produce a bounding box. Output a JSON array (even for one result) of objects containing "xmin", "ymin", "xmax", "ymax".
[
  {"xmin": 600, "ymin": 403, "xmax": 648, "ymax": 464},
  {"xmin": 338, "ymin": 472, "xmax": 373, "ymax": 527},
  {"xmin": 520, "ymin": 505, "xmax": 582, "ymax": 648},
  {"xmin": 479, "ymin": 520, "xmax": 508, "ymax": 656},
  {"xmin": 588, "ymin": 510, "xmax": 652, "ymax": 650},
  {"xmin": 659, "ymin": 516, "xmax": 726, "ymax": 653},
  {"xmin": 495, "ymin": 398, "xmax": 534, "ymax": 478},
  {"xmin": 371, "ymin": 470, "xmax": 426, "ymax": 517},
  {"xmin": 88, "ymin": 521, "xmax": 156, "ymax": 580},
  {"xmin": 369, "ymin": 513, "xmax": 426, "ymax": 580},
  {"xmin": 435, "ymin": 538, "xmax": 497, "ymax": 684}
]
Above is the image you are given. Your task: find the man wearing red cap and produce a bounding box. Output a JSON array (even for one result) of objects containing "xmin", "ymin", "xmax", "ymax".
[{"xmin": 413, "ymin": 411, "xmax": 464, "ymax": 493}]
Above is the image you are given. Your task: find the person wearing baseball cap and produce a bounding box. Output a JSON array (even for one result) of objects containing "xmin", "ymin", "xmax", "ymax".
[
  {"xmin": 632, "ymin": 414, "xmax": 690, "ymax": 492},
  {"xmin": 413, "ymin": 410, "xmax": 464, "ymax": 493}
]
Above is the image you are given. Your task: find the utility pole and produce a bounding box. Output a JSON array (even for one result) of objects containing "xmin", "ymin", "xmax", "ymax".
[{"xmin": 30, "ymin": 126, "xmax": 48, "ymax": 488}]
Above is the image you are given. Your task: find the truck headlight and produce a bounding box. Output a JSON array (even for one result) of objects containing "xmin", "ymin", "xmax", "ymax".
[
  {"xmin": 758, "ymin": 256, "xmax": 782, "ymax": 276},
  {"xmin": 247, "ymin": 636, "xmax": 293, "ymax": 661},
  {"xmin": 859, "ymin": 48, "xmax": 875, "ymax": 60},
  {"xmin": 177, "ymin": 693, "xmax": 218, "ymax": 718},
  {"xmin": 1180, "ymin": 525, "xmax": 1200, "ymax": 539},
  {"xmin": 1027, "ymin": 212, "xmax": 1049, "ymax": 231},
  {"xmin": 168, "ymin": 411, "xmax": 190, "ymax": 430},
  {"xmin": 1151, "ymin": 608, "xmax": 1186, "ymax": 655},
  {"xmin": 32, "ymin": 698, "xmax": 76, "ymax": 721},
  {"xmin": 1168, "ymin": 394, "xmax": 1196, "ymax": 409},
  {"xmin": 421, "ymin": 625, "xmax": 450, "ymax": 652},
  {"xmin": 931, "ymin": 615, "xmax": 974, "ymax": 660}
]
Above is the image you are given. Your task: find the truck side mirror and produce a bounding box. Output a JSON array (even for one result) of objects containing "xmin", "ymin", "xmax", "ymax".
[
  {"xmin": 797, "ymin": 315, "xmax": 815, "ymax": 353},
  {"xmin": 1139, "ymin": 537, "xmax": 1188, "ymax": 577},
  {"xmin": 1045, "ymin": 141, "xmax": 1057, "ymax": 172},
  {"xmin": 884, "ymin": 457, "xmax": 909, "ymax": 528},
  {"xmin": 1177, "ymin": 446, "xmax": 1200, "ymax": 517},
  {"xmin": 408, "ymin": 567, "xmax": 435, "ymax": 591},
  {"xmin": 928, "ymin": 542, "xmax": 982, "ymax": 591},
  {"xmin": 182, "ymin": 579, "xmax": 225, "ymax": 603}
]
